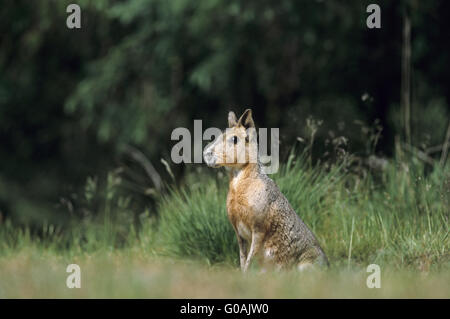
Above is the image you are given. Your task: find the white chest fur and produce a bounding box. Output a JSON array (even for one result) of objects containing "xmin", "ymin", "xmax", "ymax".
[{"xmin": 230, "ymin": 169, "xmax": 244, "ymax": 190}]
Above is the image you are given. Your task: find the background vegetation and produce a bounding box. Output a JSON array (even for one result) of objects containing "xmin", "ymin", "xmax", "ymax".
[{"xmin": 0, "ymin": 0, "xmax": 449, "ymax": 297}]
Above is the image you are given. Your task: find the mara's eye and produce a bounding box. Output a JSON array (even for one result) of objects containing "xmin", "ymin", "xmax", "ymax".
[{"xmin": 231, "ymin": 136, "xmax": 238, "ymax": 144}]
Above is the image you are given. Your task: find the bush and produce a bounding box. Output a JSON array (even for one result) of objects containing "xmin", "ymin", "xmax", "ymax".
[{"xmin": 156, "ymin": 179, "xmax": 237, "ymax": 265}]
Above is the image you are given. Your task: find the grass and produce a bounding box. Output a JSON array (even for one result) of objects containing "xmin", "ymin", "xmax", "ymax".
[
  {"xmin": 0, "ymin": 252, "xmax": 449, "ymax": 298},
  {"xmin": 0, "ymin": 151, "xmax": 449, "ymax": 298}
]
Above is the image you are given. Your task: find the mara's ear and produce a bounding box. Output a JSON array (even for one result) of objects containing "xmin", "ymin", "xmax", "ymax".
[
  {"xmin": 228, "ymin": 111, "xmax": 238, "ymax": 127},
  {"xmin": 237, "ymin": 109, "xmax": 255, "ymax": 129}
]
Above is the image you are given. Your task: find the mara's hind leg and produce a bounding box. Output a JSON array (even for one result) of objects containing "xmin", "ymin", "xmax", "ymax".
[
  {"xmin": 243, "ymin": 231, "xmax": 264, "ymax": 272},
  {"xmin": 297, "ymin": 262, "xmax": 314, "ymax": 272},
  {"xmin": 297, "ymin": 255, "xmax": 329, "ymax": 272},
  {"xmin": 259, "ymin": 246, "xmax": 278, "ymax": 273},
  {"xmin": 297, "ymin": 247, "xmax": 329, "ymax": 272}
]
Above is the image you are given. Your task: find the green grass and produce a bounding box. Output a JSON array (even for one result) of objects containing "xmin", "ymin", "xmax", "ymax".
[
  {"xmin": 0, "ymin": 152, "xmax": 449, "ymax": 298},
  {"xmin": 1, "ymin": 252, "xmax": 449, "ymax": 298}
]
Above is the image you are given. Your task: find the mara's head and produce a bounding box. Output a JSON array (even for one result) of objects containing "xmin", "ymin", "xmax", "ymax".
[{"xmin": 203, "ymin": 109, "xmax": 258, "ymax": 168}]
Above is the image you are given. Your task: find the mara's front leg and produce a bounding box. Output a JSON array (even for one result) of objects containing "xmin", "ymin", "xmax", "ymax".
[
  {"xmin": 235, "ymin": 233, "xmax": 248, "ymax": 270},
  {"xmin": 243, "ymin": 231, "xmax": 264, "ymax": 272}
]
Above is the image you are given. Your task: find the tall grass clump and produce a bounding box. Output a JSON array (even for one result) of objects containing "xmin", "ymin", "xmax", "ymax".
[{"xmin": 155, "ymin": 179, "xmax": 237, "ymax": 265}]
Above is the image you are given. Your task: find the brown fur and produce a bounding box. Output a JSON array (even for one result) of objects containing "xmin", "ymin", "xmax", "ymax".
[{"xmin": 204, "ymin": 109, "xmax": 329, "ymax": 272}]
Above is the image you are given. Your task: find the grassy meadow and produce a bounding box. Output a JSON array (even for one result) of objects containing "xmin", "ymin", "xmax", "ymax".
[{"xmin": 0, "ymin": 150, "xmax": 449, "ymax": 298}]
